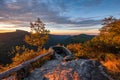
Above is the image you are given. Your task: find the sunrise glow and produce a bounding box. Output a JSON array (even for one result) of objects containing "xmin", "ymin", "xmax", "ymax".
[{"xmin": 0, "ymin": 0, "xmax": 120, "ymax": 35}]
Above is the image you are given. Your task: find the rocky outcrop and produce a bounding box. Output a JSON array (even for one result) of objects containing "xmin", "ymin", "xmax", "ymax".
[
  {"xmin": 24, "ymin": 46, "xmax": 113, "ymax": 80},
  {"xmin": 49, "ymin": 46, "xmax": 73, "ymax": 61},
  {"xmin": 25, "ymin": 59, "xmax": 113, "ymax": 80},
  {"xmin": 1, "ymin": 46, "xmax": 113, "ymax": 80},
  {"xmin": 24, "ymin": 60, "xmax": 60, "ymax": 80}
]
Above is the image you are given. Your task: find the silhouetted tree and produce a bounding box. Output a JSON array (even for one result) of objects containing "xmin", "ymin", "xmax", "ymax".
[
  {"xmin": 100, "ymin": 16, "xmax": 116, "ymax": 34},
  {"xmin": 25, "ymin": 18, "xmax": 50, "ymax": 51}
]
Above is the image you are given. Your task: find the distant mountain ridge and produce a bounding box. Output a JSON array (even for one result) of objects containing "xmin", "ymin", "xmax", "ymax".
[
  {"xmin": 0, "ymin": 30, "xmax": 28, "ymax": 64},
  {"xmin": 64, "ymin": 34, "xmax": 95, "ymax": 45},
  {"xmin": 0, "ymin": 30, "xmax": 69, "ymax": 64},
  {"xmin": 0, "ymin": 30, "xmax": 95, "ymax": 64}
]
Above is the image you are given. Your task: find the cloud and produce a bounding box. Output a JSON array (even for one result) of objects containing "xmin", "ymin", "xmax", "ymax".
[
  {"xmin": 0, "ymin": 0, "xmax": 102, "ymax": 30},
  {"xmin": 0, "ymin": 19, "xmax": 23, "ymax": 24},
  {"xmin": 7, "ymin": 3, "xmax": 21, "ymax": 10},
  {"xmin": 0, "ymin": 0, "xmax": 5, "ymax": 7},
  {"xmin": 0, "ymin": 23, "xmax": 17, "ymax": 28},
  {"xmin": 82, "ymin": 0, "xmax": 103, "ymax": 7}
]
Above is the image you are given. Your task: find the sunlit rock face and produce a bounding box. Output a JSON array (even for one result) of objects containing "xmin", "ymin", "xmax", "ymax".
[
  {"xmin": 44, "ymin": 59, "xmax": 111, "ymax": 80},
  {"xmin": 25, "ymin": 59, "xmax": 113, "ymax": 80}
]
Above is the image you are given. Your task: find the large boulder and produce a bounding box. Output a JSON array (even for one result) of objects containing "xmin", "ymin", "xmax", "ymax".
[{"xmin": 25, "ymin": 59, "xmax": 113, "ymax": 80}]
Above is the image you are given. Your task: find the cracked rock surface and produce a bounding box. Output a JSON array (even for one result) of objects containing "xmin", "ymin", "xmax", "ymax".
[{"xmin": 24, "ymin": 59, "xmax": 113, "ymax": 80}]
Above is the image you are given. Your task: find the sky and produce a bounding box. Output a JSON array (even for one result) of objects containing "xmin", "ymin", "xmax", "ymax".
[{"xmin": 0, "ymin": 0, "xmax": 120, "ymax": 35}]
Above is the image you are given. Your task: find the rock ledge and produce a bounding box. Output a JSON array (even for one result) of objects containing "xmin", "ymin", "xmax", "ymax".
[{"xmin": 25, "ymin": 59, "xmax": 113, "ymax": 80}]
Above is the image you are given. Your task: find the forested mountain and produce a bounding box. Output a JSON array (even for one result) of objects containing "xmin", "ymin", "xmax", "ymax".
[
  {"xmin": 1, "ymin": 17, "xmax": 120, "ymax": 80},
  {"xmin": 0, "ymin": 30, "xmax": 95, "ymax": 64},
  {"xmin": 64, "ymin": 34, "xmax": 95, "ymax": 45},
  {"xmin": 0, "ymin": 30, "xmax": 28, "ymax": 64}
]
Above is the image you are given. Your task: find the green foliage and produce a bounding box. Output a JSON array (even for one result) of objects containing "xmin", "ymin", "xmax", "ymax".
[{"xmin": 25, "ymin": 18, "xmax": 50, "ymax": 51}]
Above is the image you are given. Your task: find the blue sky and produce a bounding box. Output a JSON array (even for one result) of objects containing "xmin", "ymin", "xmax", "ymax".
[{"xmin": 0, "ymin": 0, "xmax": 120, "ymax": 35}]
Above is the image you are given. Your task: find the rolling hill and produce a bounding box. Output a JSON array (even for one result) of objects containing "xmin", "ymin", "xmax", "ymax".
[
  {"xmin": 0, "ymin": 30, "xmax": 28, "ymax": 64},
  {"xmin": 64, "ymin": 34, "xmax": 95, "ymax": 45},
  {"xmin": 0, "ymin": 30, "xmax": 69, "ymax": 64},
  {"xmin": 0, "ymin": 30, "xmax": 95, "ymax": 64}
]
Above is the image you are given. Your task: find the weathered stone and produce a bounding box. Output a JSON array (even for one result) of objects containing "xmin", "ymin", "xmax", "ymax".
[
  {"xmin": 26, "ymin": 59, "xmax": 113, "ymax": 80},
  {"xmin": 44, "ymin": 59, "xmax": 112, "ymax": 80},
  {"xmin": 63, "ymin": 55, "xmax": 74, "ymax": 62},
  {"xmin": 1, "ymin": 46, "xmax": 113, "ymax": 80},
  {"xmin": 25, "ymin": 60, "xmax": 60, "ymax": 80}
]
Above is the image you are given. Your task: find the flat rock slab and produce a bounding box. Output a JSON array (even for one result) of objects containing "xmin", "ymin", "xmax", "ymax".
[
  {"xmin": 24, "ymin": 59, "xmax": 113, "ymax": 80},
  {"xmin": 24, "ymin": 60, "xmax": 60, "ymax": 80}
]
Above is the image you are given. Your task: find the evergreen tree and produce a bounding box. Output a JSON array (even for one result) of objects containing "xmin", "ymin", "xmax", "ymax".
[
  {"xmin": 25, "ymin": 18, "xmax": 50, "ymax": 51},
  {"xmin": 88, "ymin": 16, "xmax": 120, "ymax": 53},
  {"xmin": 100, "ymin": 16, "xmax": 116, "ymax": 34}
]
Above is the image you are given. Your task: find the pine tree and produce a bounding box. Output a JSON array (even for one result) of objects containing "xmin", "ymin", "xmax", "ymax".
[{"xmin": 25, "ymin": 18, "xmax": 50, "ymax": 51}]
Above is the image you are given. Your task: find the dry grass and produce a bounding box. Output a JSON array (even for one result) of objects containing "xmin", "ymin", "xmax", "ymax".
[
  {"xmin": 102, "ymin": 59, "xmax": 120, "ymax": 80},
  {"xmin": 0, "ymin": 49, "xmax": 48, "ymax": 73},
  {"xmin": 102, "ymin": 60, "xmax": 120, "ymax": 73}
]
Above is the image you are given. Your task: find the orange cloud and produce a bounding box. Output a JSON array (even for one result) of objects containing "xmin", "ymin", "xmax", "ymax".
[
  {"xmin": 0, "ymin": 23, "xmax": 17, "ymax": 28},
  {"xmin": 0, "ymin": 30, "xmax": 15, "ymax": 33}
]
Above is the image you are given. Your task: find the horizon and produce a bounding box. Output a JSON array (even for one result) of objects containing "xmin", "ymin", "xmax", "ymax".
[
  {"xmin": 0, "ymin": 0, "xmax": 120, "ymax": 35},
  {"xmin": 0, "ymin": 29, "xmax": 98, "ymax": 36}
]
